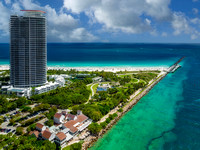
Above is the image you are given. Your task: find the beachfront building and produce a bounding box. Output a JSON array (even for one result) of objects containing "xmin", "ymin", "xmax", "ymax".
[
  {"xmin": 10, "ymin": 10, "xmax": 47, "ymax": 88},
  {"xmin": 30, "ymin": 110, "xmax": 92, "ymax": 146}
]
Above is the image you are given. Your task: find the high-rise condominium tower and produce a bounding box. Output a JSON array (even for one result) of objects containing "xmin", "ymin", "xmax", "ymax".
[{"xmin": 10, "ymin": 10, "xmax": 47, "ymax": 88}]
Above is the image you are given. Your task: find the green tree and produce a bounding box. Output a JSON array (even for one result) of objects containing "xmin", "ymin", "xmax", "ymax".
[
  {"xmin": 16, "ymin": 127, "xmax": 24, "ymax": 135},
  {"xmin": 88, "ymin": 122, "xmax": 102, "ymax": 135}
]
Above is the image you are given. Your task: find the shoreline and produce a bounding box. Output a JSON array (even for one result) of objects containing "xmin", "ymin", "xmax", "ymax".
[
  {"xmin": 0, "ymin": 65, "xmax": 168, "ymax": 73},
  {"xmin": 80, "ymin": 57, "xmax": 185, "ymax": 150},
  {"xmin": 81, "ymin": 71, "xmax": 168, "ymax": 150}
]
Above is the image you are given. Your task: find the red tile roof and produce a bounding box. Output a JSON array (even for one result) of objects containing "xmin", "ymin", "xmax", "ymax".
[
  {"xmin": 29, "ymin": 130, "xmax": 39, "ymax": 138},
  {"xmin": 42, "ymin": 130, "xmax": 52, "ymax": 139},
  {"xmin": 36, "ymin": 123, "xmax": 44, "ymax": 129},
  {"xmin": 70, "ymin": 126, "xmax": 78, "ymax": 133},
  {"xmin": 56, "ymin": 132, "xmax": 66, "ymax": 141},
  {"xmin": 54, "ymin": 113, "xmax": 62, "ymax": 119},
  {"xmin": 76, "ymin": 114, "xmax": 88, "ymax": 123},
  {"xmin": 66, "ymin": 114, "xmax": 76, "ymax": 120},
  {"xmin": 63, "ymin": 120, "xmax": 78, "ymax": 133}
]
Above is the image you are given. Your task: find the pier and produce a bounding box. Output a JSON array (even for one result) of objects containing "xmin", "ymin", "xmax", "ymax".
[{"xmin": 167, "ymin": 57, "xmax": 185, "ymax": 73}]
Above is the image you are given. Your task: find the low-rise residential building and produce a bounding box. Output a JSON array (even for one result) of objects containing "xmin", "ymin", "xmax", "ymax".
[
  {"xmin": 30, "ymin": 111, "xmax": 92, "ymax": 146},
  {"xmin": 54, "ymin": 113, "xmax": 65, "ymax": 124},
  {"xmin": 5, "ymin": 86, "xmax": 31, "ymax": 97},
  {"xmin": 1, "ymin": 75, "xmax": 66, "ymax": 97},
  {"xmin": 54, "ymin": 132, "xmax": 67, "ymax": 146},
  {"xmin": 39, "ymin": 129, "xmax": 55, "ymax": 141},
  {"xmin": 36, "ymin": 123, "xmax": 46, "ymax": 132},
  {"xmin": 34, "ymin": 82, "xmax": 60, "ymax": 95}
]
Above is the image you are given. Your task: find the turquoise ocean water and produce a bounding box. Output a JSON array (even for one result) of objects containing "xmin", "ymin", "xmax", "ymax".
[{"xmin": 1, "ymin": 43, "xmax": 200, "ymax": 149}]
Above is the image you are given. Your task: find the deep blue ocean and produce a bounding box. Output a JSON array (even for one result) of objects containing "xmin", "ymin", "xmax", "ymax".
[{"xmin": 1, "ymin": 43, "xmax": 200, "ymax": 149}]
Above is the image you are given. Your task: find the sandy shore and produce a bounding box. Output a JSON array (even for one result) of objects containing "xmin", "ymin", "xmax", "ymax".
[
  {"xmin": 0, "ymin": 65, "xmax": 168, "ymax": 72},
  {"xmin": 47, "ymin": 66, "xmax": 168, "ymax": 72}
]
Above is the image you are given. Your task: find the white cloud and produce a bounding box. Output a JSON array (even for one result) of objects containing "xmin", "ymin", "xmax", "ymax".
[
  {"xmin": 191, "ymin": 18, "xmax": 200, "ymax": 25},
  {"xmin": 64, "ymin": 0, "xmax": 172, "ymax": 34},
  {"xmin": 172, "ymin": 12, "xmax": 200, "ymax": 39},
  {"xmin": 0, "ymin": 0, "xmax": 97, "ymax": 42},
  {"xmin": 70, "ymin": 28, "xmax": 98, "ymax": 42},
  {"xmin": 0, "ymin": 2, "xmax": 10, "ymax": 36}
]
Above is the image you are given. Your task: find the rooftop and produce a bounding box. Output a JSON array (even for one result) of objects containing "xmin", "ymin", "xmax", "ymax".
[
  {"xmin": 42, "ymin": 130, "xmax": 52, "ymax": 139},
  {"xmin": 36, "ymin": 123, "xmax": 44, "ymax": 129},
  {"xmin": 21, "ymin": 10, "xmax": 46, "ymax": 13},
  {"xmin": 56, "ymin": 132, "xmax": 66, "ymax": 141},
  {"xmin": 21, "ymin": 10, "xmax": 46, "ymax": 17}
]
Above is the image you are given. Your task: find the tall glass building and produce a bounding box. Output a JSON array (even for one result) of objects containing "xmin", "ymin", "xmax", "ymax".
[{"xmin": 10, "ymin": 10, "xmax": 47, "ymax": 88}]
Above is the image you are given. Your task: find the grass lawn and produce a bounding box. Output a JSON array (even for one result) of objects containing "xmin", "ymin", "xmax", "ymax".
[{"xmin": 92, "ymin": 83, "xmax": 99, "ymax": 94}]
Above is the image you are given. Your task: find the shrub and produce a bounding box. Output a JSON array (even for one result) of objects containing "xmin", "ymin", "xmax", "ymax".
[
  {"xmin": 100, "ymin": 122, "xmax": 107, "ymax": 129},
  {"xmin": 105, "ymin": 118, "xmax": 111, "ymax": 124},
  {"xmin": 88, "ymin": 123, "xmax": 102, "ymax": 135},
  {"xmin": 16, "ymin": 127, "xmax": 24, "ymax": 135},
  {"xmin": 118, "ymin": 108, "xmax": 123, "ymax": 112}
]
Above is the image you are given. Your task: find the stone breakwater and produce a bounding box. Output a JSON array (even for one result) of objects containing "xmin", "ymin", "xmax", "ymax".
[{"xmin": 81, "ymin": 72, "xmax": 168, "ymax": 150}]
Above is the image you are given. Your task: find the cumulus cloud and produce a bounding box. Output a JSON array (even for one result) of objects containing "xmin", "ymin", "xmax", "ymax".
[
  {"xmin": 0, "ymin": 0, "xmax": 97, "ymax": 42},
  {"xmin": 64, "ymin": 0, "xmax": 200, "ymax": 40},
  {"xmin": 0, "ymin": 2, "xmax": 10, "ymax": 36},
  {"xmin": 172, "ymin": 12, "xmax": 200, "ymax": 39},
  {"xmin": 0, "ymin": 0, "xmax": 200, "ymax": 42},
  {"xmin": 64, "ymin": 0, "xmax": 171, "ymax": 34}
]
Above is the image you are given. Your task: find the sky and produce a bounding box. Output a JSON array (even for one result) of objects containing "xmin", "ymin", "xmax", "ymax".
[{"xmin": 0, "ymin": 0, "xmax": 200, "ymax": 43}]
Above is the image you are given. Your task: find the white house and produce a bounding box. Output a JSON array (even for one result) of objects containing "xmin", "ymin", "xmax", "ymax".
[
  {"xmin": 36, "ymin": 123, "xmax": 46, "ymax": 132},
  {"xmin": 40, "ymin": 130, "xmax": 55, "ymax": 141},
  {"xmin": 54, "ymin": 113, "xmax": 65, "ymax": 124},
  {"xmin": 54, "ymin": 132, "xmax": 67, "ymax": 146}
]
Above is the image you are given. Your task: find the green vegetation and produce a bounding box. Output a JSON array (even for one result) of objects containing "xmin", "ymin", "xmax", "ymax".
[
  {"xmin": 26, "ymin": 123, "xmax": 36, "ymax": 132},
  {"xmin": 63, "ymin": 142, "xmax": 82, "ymax": 150},
  {"xmin": 88, "ymin": 122, "xmax": 102, "ymax": 135},
  {"xmin": 118, "ymin": 108, "xmax": 123, "ymax": 112},
  {"xmin": 16, "ymin": 127, "xmax": 24, "ymax": 135},
  {"xmin": 132, "ymin": 72, "xmax": 157, "ymax": 82},
  {"xmin": 0, "ymin": 70, "xmax": 159, "ymax": 150},
  {"xmin": 30, "ymin": 81, "xmax": 91, "ymax": 108},
  {"xmin": 21, "ymin": 116, "xmax": 44, "ymax": 127},
  {"xmin": 92, "ymin": 83, "xmax": 99, "ymax": 94},
  {"xmin": 45, "ymin": 106, "xmax": 57, "ymax": 127},
  {"xmin": 0, "ymin": 134, "xmax": 57, "ymax": 150},
  {"xmin": 0, "ymin": 96, "xmax": 28, "ymax": 114}
]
